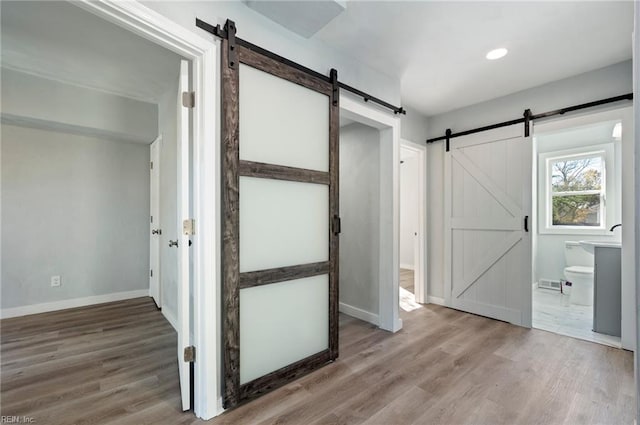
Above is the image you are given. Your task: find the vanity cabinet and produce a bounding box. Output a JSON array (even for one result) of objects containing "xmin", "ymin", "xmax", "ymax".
[{"xmin": 593, "ymin": 246, "xmax": 621, "ymax": 337}]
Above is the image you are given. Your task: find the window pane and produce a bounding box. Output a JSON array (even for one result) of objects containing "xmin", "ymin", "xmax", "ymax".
[
  {"xmin": 552, "ymin": 194, "xmax": 601, "ymax": 226},
  {"xmin": 551, "ymin": 156, "xmax": 602, "ymax": 192}
]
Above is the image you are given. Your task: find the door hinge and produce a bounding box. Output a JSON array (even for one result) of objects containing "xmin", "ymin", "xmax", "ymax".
[
  {"xmin": 183, "ymin": 219, "xmax": 195, "ymax": 236},
  {"xmin": 182, "ymin": 91, "xmax": 195, "ymax": 108},
  {"xmin": 150, "ymin": 269, "xmax": 153, "ymax": 277},
  {"xmin": 150, "ymin": 161, "xmax": 153, "ymax": 170},
  {"xmin": 184, "ymin": 346, "xmax": 195, "ymax": 362},
  {"xmin": 332, "ymin": 215, "xmax": 341, "ymax": 235},
  {"xmin": 150, "ymin": 215, "xmax": 153, "ymax": 223}
]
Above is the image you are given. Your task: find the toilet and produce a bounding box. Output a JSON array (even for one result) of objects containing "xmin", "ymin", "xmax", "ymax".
[{"xmin": 564, "ymin": 241, "xmax": 594, "ymax": 306}]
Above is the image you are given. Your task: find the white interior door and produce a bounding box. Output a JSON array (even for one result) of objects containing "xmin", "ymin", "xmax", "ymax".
[
  {"xmin": 176, "ymin": 59, "xmax": 192, "ymax": 411},
  {"xmin": 149, "ymin": 136, "xmax": 161, "ymax": 308},
  {"xmin": 444, "ymin": 124, "xmax": 532, "ymax": 326}
]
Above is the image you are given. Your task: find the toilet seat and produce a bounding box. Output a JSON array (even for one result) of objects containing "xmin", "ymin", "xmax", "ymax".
[{"xmin": 564, "ymin": 265, "xmax": 593, "ymax": 275}]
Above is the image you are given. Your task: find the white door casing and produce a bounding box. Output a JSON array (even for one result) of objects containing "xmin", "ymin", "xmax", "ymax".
[
  {"xmin": 150, "ymin": 136, "xmax": 162, "ymax": 307},
  {"xmin": 444, "ymin": 124, "xmax": 532, "ymax": 326},
  {"xmin": 177, "ymin": 59, "xmax": 192, "ymax": 411}
]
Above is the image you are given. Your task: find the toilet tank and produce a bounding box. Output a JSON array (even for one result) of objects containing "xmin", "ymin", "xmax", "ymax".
[{"xmin": 564, "ymin": 241, "xmax": 594, "ymax": 267}]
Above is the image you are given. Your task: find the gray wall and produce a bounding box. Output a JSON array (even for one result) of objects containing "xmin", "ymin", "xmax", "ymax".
[
  {"xmin": 339, "ymin": 123, "xmax": 380, "ymax": 315},
  {"xmin": 1, "ymin": 124, "xmax": 150, "ymax": 309},
  {"xmin": 427, "ymin": 60, "xmax": 632, "ymax": 138},
  {"xmin": 1, "ymin": 69, "xmax": 157, "ymax": 143},
  {"xmin": 425, "ymin": 60, "xmax": 633, "ymax": 300},
  {"xmin": 401, "ymin": 105, "xmax": 429, "ymax": 144},
  {"xmin": 143, "ymin": 1, "xmax": 400, "ymax": 105},
  {"xmin": 633, "ymin": 1, "xmax": 639, "ymax": 417}
]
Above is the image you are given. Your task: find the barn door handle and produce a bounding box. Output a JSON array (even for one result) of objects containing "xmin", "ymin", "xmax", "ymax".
[{"xmin": 524, "ymin": 216, "xmax": 529, "ymax": 232}]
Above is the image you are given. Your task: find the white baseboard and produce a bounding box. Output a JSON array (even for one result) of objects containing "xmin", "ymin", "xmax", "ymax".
[
  {"xmin": 427, "ymin": 295, "xmax": 445, "ymax": 306},
  {"xmin": 339, "ymin": 302, "xmax": 379, "ymax": 326},
  {"xmin": 162, "ymin": 307, "xmax": 178, "ymax": 331},
  {"xmin": 1, "ymin": 289, "xmax": 150, "ymax": 319},
  {"xmin": 400, "ymin": 263, "xmax": 415, "ymax": 271}
]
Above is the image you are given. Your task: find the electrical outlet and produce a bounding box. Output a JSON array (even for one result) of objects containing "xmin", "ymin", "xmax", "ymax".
[{"xmin": 51, "ymin": 276, "xmax": 61, "ymax": 287}]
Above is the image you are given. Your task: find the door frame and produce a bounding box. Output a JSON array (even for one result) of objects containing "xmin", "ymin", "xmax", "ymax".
[
  {"xmin": 340, "ymin": 95, "xmax": 402, "ymax": 332},
  {"xmin": 399, "ymin": 139, "xmax": 428, "ymax": 304},
  {"xmin": 75, "ymin": 1, "xmax": 220, "ymax": 419}
]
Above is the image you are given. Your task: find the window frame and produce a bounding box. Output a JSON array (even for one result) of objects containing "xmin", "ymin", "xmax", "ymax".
[{"xmin": 539, "ymin": 143, "xmax": 615, "ymax": 235}]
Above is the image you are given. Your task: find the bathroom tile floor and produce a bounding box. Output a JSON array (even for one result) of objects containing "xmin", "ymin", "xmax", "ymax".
[{"xmin": 533, "ymin": 287, "xmax": 621, "ymax": 348}]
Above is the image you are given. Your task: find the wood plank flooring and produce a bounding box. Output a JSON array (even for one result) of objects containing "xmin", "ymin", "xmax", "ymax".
[
  {"xmin": 1, "ymin": 294, "xmax": 634, "ymax": 424},
  {"xmin": 400, "ymin": 268, "xmax": 414, "ymax": 293}
]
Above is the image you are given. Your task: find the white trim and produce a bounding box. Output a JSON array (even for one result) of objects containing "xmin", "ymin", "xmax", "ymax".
[
  {"xmin": 427, "ymin": 296, "xmax": 445, "ymax": 306},
  {"xmin": 162, "ymin": 307, "xmax": 178, "ymax": 331},
  {"xmin": 339, "ymin": 302, "xmax": 379, "ymax": 326},
  {"xmin": 1, "ymin": 290, "xmax": 149, "ymax": 319},
  {"xmin": 340, "ymin": 94, "xmax": 402, "ymax": 333},
  {"xmin": 400, "ymin": 263, "xmax": 415, "ymax": 270},
  {"xmin": 400, "ymin": 138, "xmax": 428, "ymax": 305},
  {"xmin": 74, "ymin": 1, "xmax": 220, "ymax": 419}
]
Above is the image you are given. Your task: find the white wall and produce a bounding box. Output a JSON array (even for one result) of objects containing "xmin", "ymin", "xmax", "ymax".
[
  {"xmin": 1, "ymin": 125, "xmax": 150, "ymax": 310},
  {"xmin": 426, "ymin": 61, "xmax": 633, "ymax": 300},
  {"xmin": 339, "ymin": 123, "xmax": 380, "ymax": 317},
  {"xmin": 157, "ymin": 76, "xmax": 180, "ymax": 325},
  {"xmin": 1, "ymin": 68, "xmax": 157, "ymax": 143},
  {"xmin": 400, "ymin": 149, "xmax": 419, "ymax": 269},
  {"xmin": 142, "ymin": 1, "xmax": 399, "ymax": 105},
  {"xmin": 534, "ymin": 121, "xmax": 622, "ymax": 284}
]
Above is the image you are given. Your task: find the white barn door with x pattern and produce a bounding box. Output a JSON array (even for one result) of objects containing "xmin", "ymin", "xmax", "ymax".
[{"xmin": 444, "ymin": 124, "xmax": 532, "ymax": 327}]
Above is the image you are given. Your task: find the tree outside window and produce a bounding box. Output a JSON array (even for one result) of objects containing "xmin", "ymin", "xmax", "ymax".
[{"xmin": 549, "ymin": 155, "xmax": 604, "ymax": 227}]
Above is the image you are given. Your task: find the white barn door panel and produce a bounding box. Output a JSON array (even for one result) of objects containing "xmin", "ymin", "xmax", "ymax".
[{"xmin": 445, "ymin": 125, "xmax": 532, "ymax": 326}]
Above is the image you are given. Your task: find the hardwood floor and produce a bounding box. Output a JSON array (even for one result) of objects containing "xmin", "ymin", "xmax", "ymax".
[
  {"xmin": 400, "ymin": 268, "xmax": 414, "ymax": 293},
  {"xmin": 1, "ymin": 296, "xmax": 634, "ymax": 424}
]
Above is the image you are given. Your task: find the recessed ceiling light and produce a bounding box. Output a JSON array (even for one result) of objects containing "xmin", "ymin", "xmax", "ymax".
[{"xmin": 486, "ymin": 48, "xmax": 508, "ymax": 60}]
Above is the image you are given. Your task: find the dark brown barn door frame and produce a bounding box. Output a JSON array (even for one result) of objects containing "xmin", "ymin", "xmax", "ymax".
[{"xmin": 221, "ymin": 32, "xmax": 339, "ymax": 408}]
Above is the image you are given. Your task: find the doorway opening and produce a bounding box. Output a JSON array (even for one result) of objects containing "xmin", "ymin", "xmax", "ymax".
[
  {"xmin": 0, "ymin": 0, "xmax": 198, "ymax": 419},
  {"xmin": 338, "ymin": 95, "xmax": 402, "ymax": 333},
  {"xmin": 399, "ymin": 141, "xmax": 427, "ymax": 313},
  {"xmin": 531, "ymin": 107, "xmax": 634, "ymax": 350}
]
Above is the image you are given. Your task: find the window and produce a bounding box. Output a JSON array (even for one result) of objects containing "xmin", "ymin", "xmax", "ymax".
[
  {"xmin": 549, "ymin": 154, "xmax": 604, "ymax": 227},
  {"xmin": 540, "ymin": 143, "xmax": 614, "ymax": 234}
]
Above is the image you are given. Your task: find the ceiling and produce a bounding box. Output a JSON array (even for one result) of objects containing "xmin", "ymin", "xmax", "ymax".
[
  {"xmin": 1, "ymin": 1, "xmax": 182, "ymax": 104},
  {"xmin": 312, "ymin": 1, "xmax": 634, "ymax": 116},
  {"xmin": 2, "ymin": 1, "xmax": 633, "ymax": 116}
]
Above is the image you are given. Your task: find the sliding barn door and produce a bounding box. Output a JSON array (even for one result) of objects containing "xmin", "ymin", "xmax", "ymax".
[
  {"xmin": 221, "ymin": 37, "xmax": 339, "ymax": 408},
  {"xmin": 444, "ymin": 125, "xmax": 532, "ymax": 326}
]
